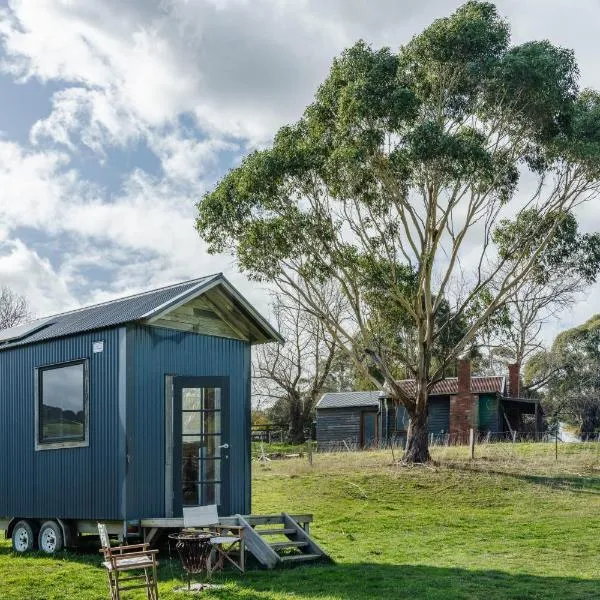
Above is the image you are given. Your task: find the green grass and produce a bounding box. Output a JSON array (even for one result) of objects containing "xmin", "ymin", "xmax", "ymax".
[
  {"xmin": 251, "ymin": 441, "xmax": 315, "ymax": 459},
  {"xmin": 1, "ymin": 442, "xmax": 600, "ymax": 599}
]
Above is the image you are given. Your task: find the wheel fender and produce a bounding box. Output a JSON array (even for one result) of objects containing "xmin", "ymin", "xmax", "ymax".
[
  {"xmin": 7, "ymin": 518, "xmax": 39, "ymax": 539},
  {"xmin": 56, "ymin": 519, "xmax": 77, "ymax": 548},
  {"xmin": 6, "ymin": 518, "xmax": 17, "ymax": 539}
]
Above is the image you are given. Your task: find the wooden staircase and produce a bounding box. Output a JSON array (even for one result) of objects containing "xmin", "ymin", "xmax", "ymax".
[{"xmin": 222, "ymin": 513, "xmax": 329, "ymax": 569}]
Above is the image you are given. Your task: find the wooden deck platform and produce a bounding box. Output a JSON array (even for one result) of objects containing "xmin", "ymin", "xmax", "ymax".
[{"xmin": 141, "ymin": 513, "xmax": 329, "ymax": 568}]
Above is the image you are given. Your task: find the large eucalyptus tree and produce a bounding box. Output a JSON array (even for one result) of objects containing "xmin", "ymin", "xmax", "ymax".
[{"xmin": 196, "ymin": 2, "xmax": 600, "ymax": 462}]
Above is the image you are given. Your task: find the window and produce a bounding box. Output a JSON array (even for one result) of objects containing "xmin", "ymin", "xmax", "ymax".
[{"xmin": 36, "ymin": 360, "xmax": 88, "ymax": 449}]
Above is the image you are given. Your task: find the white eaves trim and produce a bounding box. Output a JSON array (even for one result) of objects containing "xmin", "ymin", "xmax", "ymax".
[{"xmin": 140, "ymin": 273, "xmax": 283, "ymax": 344}]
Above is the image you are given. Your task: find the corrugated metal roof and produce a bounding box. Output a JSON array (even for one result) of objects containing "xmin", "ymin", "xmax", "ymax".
[
  {"xmin": 398, "ymin": 376, "xmax": 505, "ymax": 396},
  {"xmin": 317, "ymin": 377, "xmax": 505, "ymax": 409},
  {"xmin": 0, "ymin": 274, "xmax": 281, "ymax": 350},
  {"xmin": 317, "ymin": 391, "xmax": 383, "ymax": 409}
]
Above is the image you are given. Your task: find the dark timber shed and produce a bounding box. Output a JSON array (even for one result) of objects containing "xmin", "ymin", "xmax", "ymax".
[{"xmin": 0, "ymin": 274, "xmax": 281, "ymax": 551}]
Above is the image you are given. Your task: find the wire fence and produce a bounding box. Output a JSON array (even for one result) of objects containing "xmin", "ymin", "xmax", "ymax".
[
  {"xmin": 251, "ymin": 423, "xmax": 314, "ymax": 444},
  {"xmin": 315, "ymin": 430, "xmax": 600, "ymax": 453}
]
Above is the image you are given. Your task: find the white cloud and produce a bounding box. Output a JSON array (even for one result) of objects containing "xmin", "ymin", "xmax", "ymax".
[
  {"xmin": 148, "ymin": 133, "xmax": 239, "ymax": 183},
  {"xmin": 0, "ymin": 139, "xmax": 238, "ymax": 313},
  {"xmin": 1, "ymin": 0, "xmax": 600, "ymax": 336},
  {"xmin": 0, "ymin": 238, "xmax": 76, "ymax": 316}
]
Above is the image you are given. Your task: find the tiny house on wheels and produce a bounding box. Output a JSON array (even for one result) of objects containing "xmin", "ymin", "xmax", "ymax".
[{"xmin": 0, "ymin": 274, "xmax": 281, "ymax": 554}]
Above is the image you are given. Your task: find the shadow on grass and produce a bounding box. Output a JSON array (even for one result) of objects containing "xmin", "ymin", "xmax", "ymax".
[
  {"xmin": 214, "ymin": 562, "xmax": 600, "ymax": 600},
  {"xmin": 443, "ymin": 462, "xmax": 600, "ymax": 494},
  {"xmin": 1, "ymin": 545, "xmax": 597, "ymax": 599}
]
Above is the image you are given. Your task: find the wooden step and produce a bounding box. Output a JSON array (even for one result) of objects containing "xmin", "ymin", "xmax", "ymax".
[
  {"xmin": 232, "ymin": 514, "xmax": 312, "ymax": 527},
  {"xmin": 233, "ymin": 513, "xmax": 329, "ymax": 569},
  {"xmin": 256, "ymin": 528, "xmax": 296, "ymax": 536},
  {"xmin": 279, "ymin": 553, "xmax": 323, "ymax": 563},
  {"xmin": 269, "ymin": 541, "xmax": 309, "ymax": 550}
]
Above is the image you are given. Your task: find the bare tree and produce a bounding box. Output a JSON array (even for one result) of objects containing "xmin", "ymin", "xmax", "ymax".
[
  {"xmin": 477, "ymin": 279, "xmax": 587, "ymax": 376},
  {"xmin": 0, "ymin": 286, "xmax": 31, "ymax": 330},
  {"xmin": 253, "ymin": 293, "xmax": 339, "ymax": 443}
]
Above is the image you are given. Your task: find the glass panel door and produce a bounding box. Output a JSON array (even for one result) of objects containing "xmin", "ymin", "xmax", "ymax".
[{"xmin": 173, "ymin": 377, "xmax": 229, "ymax": 514}]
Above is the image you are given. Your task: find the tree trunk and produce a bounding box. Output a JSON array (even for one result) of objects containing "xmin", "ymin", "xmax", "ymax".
[
  {"xmin": 404, "ymin": 412, "xmax": 430, "ymax": 463},
  {"xmin": 403, "ymin": 378, "xmax": 431, "ymax": 463},
  {"xmin": 288, "ymin": 394, "xmax": 306, "ymax": 444}
]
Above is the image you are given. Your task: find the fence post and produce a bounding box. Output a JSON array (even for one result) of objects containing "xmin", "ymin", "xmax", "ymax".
[
  {"xmin": 307, "ymin": 440, "xmax": 313, "ymax": 466},
  {"xmin": 469, "ymin": 428, "xmax": 475, "ymax": 460},
  {"xmin": 555, "ymin": 429, "xmax": 558, "ymax": 462}
]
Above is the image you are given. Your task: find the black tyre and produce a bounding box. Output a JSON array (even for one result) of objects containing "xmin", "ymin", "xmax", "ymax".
[
  {"xmin": 38, "ymin": 521, "xmax": 64, "ymax": 554},
  {"xmin": 11, "ymin": 520, "xmax": 37, "ymax": 553}
]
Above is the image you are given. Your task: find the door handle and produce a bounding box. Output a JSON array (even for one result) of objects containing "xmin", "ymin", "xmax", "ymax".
[{"xmin": 219, "ymin": 443, "xmax": 230, "ymax": 449}]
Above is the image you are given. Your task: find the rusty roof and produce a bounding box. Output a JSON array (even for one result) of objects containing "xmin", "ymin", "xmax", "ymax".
[
  {"xmin": 317, "ymin": 376, "xmax": 506, "ymax": 410},
  {"xmin": 398, "ymin": 376, "xmax": 505, "ymax": 396}
]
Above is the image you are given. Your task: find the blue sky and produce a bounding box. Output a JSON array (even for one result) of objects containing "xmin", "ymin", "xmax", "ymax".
[{"xmin": 1, "ymin": 0, "xmax": 600, "ymax": 341}]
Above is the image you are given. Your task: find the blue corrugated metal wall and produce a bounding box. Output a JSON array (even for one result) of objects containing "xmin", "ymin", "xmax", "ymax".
[
  {"xmin": 390, "ymin": 398, "xmax": 449, "ymax": 434},
  {"xmin": 126, "ymin": 325, "xmax": 251, "ymax": 519},
  {"xmin": 0, "ymin": 328, "xmax": 123, "ymax": 520},
  {"xmin": 428, "ymin": 397, "xmax": 450, "ymax": 434}
]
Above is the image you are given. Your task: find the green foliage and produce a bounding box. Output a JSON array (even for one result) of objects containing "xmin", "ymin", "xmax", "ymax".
[
  {"xmin": 525, "ymin": 315, "xmax": 600, "ymax": 432},
  {"xmin": 197, "ymin": 1, "xmax": 600, "ymax": 460},
  {"xmin": 494, "ymin": 211, "xmax": 600, "ymax": 285}
]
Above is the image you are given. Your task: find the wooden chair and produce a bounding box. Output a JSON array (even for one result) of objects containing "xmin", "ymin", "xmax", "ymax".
[
  {"xmin": 98, "ymin": 523, "xmax": 159, "ymax": 600},
  {"xmin": 182, "ymin": 505, "xmax": 245, "ymax": 574}
]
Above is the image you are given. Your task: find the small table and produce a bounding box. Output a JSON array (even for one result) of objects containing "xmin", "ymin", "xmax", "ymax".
[{"xmin": 205, "ymin": 528, "xmax": 245, "ymax": 575}]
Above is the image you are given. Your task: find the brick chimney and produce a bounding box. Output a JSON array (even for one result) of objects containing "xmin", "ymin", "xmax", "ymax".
[
  {"xmin": 450, "ymin": 358, "xmax": 478, "ymax": 434},
  {"xmin": 508, "ymin": 363, "xmax": 520, "ymax": 398},
  {"xmin": 457, "ymin": 358, "xmax": 471, "ymax": 395}
]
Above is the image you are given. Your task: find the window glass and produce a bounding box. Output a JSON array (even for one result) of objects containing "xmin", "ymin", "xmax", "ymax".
[{"xmin": 40, "ymin": 362, "xmax": 85, "ymax": 443}]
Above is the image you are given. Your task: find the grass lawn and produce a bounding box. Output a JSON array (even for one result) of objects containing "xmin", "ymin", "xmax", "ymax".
[{"xmin": 1, "ymin": 442, "xmax": 599, "ymax": 599}]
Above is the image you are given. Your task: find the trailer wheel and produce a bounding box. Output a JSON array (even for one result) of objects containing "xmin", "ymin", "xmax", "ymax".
[
  {"xmin": 12, "ymin": 520, "xmax": 37, "ymax": 553},
  {"xmin": 38, "ymin": 521, "xmax": 64, "ymax": 554}
]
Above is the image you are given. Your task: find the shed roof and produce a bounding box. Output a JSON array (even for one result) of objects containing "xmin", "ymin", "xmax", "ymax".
[
  {"xmin": 316, "ymin": 391, "xmax": 383, "ymax": 409},
  {"xmin": 0, "ymin": 274, "xmax": 282, "ymax": 350}
]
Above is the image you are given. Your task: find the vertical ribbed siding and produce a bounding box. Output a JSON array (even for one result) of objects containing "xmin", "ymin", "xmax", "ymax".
[
  {"xmin": 127, "ymin": 325, "xmax": 251, "ymax": 519},
  {"xmin": 428, "ymin": 397, "xmax": 450, "ymax": 434},
  {"xmin": 478, "ymin": 394, "xmax": 499, "ymax": 432},
  {"xmin": 0, "ymin": 328, "xmax": 123, "ymax": 520}
]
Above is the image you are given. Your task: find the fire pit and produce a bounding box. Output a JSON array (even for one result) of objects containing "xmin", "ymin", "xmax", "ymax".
[{"xmin": 169, "ymin": 531, "xmax": 214, "ymax": 590}]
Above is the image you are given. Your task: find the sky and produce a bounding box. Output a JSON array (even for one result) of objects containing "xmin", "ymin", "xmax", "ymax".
[{"xmin": 0, "ymin": 0, "xmax": 600, "ymax": 342}]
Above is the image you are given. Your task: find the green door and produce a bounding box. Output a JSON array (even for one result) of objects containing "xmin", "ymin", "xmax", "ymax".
[{"xmin": 362, "ymin": 411, "xmax": 378, "ymax": 448}]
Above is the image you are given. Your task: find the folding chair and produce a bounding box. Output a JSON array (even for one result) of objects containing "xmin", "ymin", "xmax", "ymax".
[
  {"xmin": 182, "ymin": 505, "xmax": 245, "ymax": 574},
  {"xmin": 98, "ymin": 523, "xmax": 159, "ymax": 600}
]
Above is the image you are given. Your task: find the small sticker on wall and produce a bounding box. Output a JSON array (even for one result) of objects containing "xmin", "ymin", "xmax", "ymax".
[{"xmin": 93, "ymin": 341, "xmax": 104, "ymax": 353}]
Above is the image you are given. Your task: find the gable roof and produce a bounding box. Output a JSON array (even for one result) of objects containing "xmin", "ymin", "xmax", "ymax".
[
  {"xmin": 0, "ymin": 274, "xmax": 282, "ymax": 350},
  {"xmin": 317, "ymin": 391, "xmax": 383, "ymax": 410},
  {"xmin": 317, "ymin": 376, "xmax": 506, "ymax": 410}
]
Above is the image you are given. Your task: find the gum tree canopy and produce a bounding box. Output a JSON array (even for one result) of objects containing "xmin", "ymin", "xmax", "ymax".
[{"xmin": 196, "ymin": 1, "xmax": 600, "ymax": 462}]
